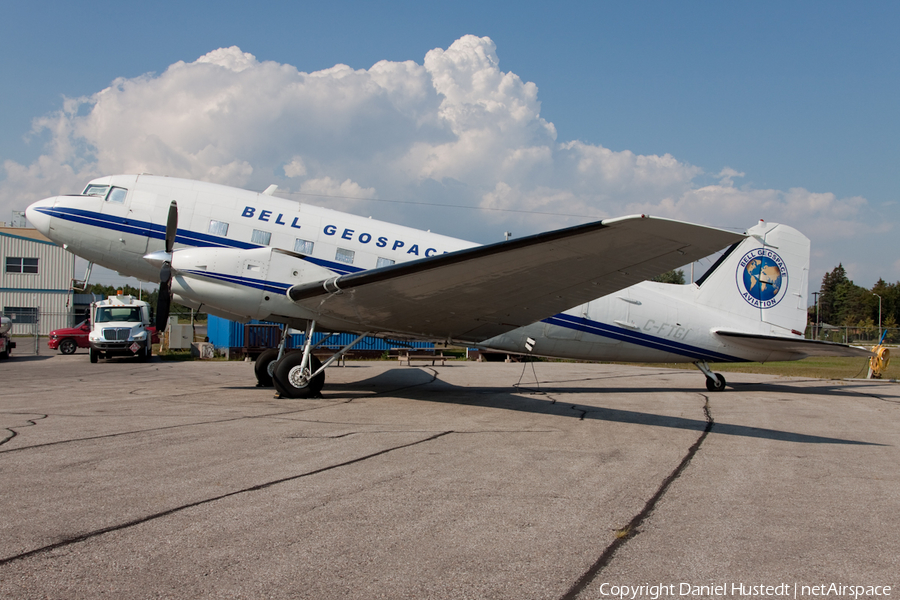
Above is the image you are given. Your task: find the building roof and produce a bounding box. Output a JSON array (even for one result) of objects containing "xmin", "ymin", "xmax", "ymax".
[{"xmin": 0, "ymin": 227, "xmax": 56, "ymax": 245}]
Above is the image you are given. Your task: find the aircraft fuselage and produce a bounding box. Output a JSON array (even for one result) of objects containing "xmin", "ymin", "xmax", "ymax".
[{"xmin": 27, "ymin": 174, "xmax": 811, "ymax": 369}]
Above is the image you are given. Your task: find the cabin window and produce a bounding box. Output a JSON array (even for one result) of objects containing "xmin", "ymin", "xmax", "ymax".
[
  {"xmin": 376, "ymin": 257, "xmax": 395, "ymax": 268},
  {"xmin": 251, "ymin": 229, "xmax": 272, "ymax": 246},
  {"xmin": 82, "ymin": 184, "xmax": 109, "ymax": 197},
  {"xmin": 208, "ymin": 220, "xmax": 229, "ymax": 237},
  {"xmin": 294, "ymin": 239, "xmax": 314, "ymax": 255},
  {"xmin": 5, "ymin": 257, "xmax": 39, "ymax": 274},
  {"xmin": 107, "ymin": 187, "xmax": 127, "ymax": 203},
  {"xmin": 335, "ymin": 248, "xmax": 355, "ymax": 265}
]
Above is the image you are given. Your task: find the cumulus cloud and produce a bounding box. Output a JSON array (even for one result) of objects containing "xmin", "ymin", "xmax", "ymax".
[{"xmin": 0, "ymin": 35, "xmax": 887, "ymax": 284}]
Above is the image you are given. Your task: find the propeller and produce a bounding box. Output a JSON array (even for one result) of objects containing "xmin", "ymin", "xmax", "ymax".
[{"xmin": 155, "ymin": 201, "xmax": 178, "ymax": 331}]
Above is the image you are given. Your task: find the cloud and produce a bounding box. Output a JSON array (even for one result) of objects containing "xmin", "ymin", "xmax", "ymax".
[
  {"xmin": 716, "ymin": 167, "xmax": 745, "ymax": 186},
  {"xmin": 1, "ymin": 36, "xmax": 888, "ymax": 285}
]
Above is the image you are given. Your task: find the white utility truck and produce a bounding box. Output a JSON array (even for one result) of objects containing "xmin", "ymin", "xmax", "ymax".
[
  {"xmin": 0, "ymin": 316, "xmax": 14, "ymax": 359},
  {"xmin": 88, "ymin": 294, "xmax": 154, "ymax": 362}
]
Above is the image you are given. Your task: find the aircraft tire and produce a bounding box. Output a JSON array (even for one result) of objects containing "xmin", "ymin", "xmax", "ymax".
[
  {"xmin": 273, "ymin": 353, "xmax": 324, "ymax": 399},
  {"xmin": 59, "ymin": 338, "xmax": 77, "ymax": 355},
  {"xmin": 254, "ymin": 348, "xmax": 279, "ymax": 387},
  {"xmin": 705, "ymin": 373, "xmax": 726, "ymax": 392}
]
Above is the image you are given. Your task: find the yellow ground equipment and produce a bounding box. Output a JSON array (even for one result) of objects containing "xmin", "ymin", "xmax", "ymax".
[{"xmin": 868, "ymin": 345, "xmax": 890, "ymax": 379}]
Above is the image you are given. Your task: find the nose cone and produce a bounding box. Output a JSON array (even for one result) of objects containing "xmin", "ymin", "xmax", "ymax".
[{"xmin": 25, "ymin": 197, "xmax": 56, "ymax": 237}]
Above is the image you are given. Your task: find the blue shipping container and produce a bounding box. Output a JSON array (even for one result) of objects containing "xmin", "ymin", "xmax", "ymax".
[{"xmin": 207, "ymin": 315, "xmax": 434, "ymax": 352}]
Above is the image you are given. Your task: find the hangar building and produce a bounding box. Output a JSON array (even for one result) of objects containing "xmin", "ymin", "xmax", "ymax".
[{"xmin": 1, "ymin": 226, "xmax": 76, "ymax": 335}]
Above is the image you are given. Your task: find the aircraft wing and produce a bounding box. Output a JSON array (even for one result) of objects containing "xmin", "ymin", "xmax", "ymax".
[
  {"xmin": 287, "ymin": 215, "xmax": 743, "ymax": 343},
  {"xmin": 715, "ymin": 330, "xmax": 873, "ymax": 358}
]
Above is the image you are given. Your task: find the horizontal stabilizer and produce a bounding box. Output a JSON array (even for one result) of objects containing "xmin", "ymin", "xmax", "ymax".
[
  {"xmin": 288, "ymin": 215, "xmax": 743, "ymax": 342},
  {"xmin": 716, "ymin": 330, "xmax": 873, "ymax": 359}
]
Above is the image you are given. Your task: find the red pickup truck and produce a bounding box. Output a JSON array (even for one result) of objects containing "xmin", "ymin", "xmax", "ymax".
[{"xmin": 48, "ymin": 320, "xmax": 91, "ymax": 354}]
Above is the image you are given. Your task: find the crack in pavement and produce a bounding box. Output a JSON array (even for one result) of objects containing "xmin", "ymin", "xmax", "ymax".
[
  {"xmin": 0, "ymin": 414, "xmax": 48, "ymax": 447},
  {"xmin": 559, "ymin": 395, "xmax": 715, "ymax": 600},
  {"xmin": 0, "ymin": 407, "xmax": 334, "ymax": 455},
  {"xmin": 0, "ymin": 430, "xmax": 454, "ymax": 567},
  {"xmin": 0, "ymin": 371, "xmax": 442, "ymax": 455},
  {"xmin": 853, "ymin": 389, "xmax": 900, "ymax": 406}
]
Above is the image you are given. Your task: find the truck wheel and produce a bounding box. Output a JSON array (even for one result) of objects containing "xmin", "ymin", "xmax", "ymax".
[
  {"xmin": 90, "ymin": 348, "xmax": 98, "ymax": 363},
  {"xmin": 59, "ymin": 338, "xmax": 77, "ymax": 354}
]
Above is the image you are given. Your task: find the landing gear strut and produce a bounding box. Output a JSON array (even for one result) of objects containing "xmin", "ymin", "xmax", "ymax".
[
  {"xmin": 694, "ymin": 360, "xmax": 727, "ymax": 392},
  {"xmin": 254, "ymin": 321, "xmax": 371, "ymax": 398}
]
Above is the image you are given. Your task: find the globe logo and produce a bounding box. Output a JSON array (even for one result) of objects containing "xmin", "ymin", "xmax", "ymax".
[{"xmin": 736, "ymin": 250, "xmax": 788, "ymax": 307}]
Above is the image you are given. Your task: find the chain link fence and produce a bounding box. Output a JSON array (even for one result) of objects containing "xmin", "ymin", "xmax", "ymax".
[
  {"xmin": 806, "ymin": 325, "xmax": 899, "ymax": 345},
  {"xmin": 3, "ymin": 310, "xmax": 204, "ymax": 356}
]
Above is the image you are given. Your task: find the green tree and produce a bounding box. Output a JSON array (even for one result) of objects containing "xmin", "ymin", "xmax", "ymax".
[
  {"xmin": 818, "ymin": 264, "xmax": 848, "ymax": 325},
  {"xmin": 652, "ymin": 269, "xmax": 686, "ymax": 284},
  {"xmin": 884, "ymin": 314, "xmax": 898, "ymax": 343}
]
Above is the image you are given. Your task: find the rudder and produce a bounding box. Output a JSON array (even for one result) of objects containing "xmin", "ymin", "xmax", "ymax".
[{"xmin": 695, "ymin": 220, "xmax": 809, "ymax": 334}]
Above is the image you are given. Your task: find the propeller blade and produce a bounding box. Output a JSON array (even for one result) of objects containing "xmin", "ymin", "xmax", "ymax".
[
  {"xmin": 155, "ymin": 200, "xmax": 178, "ymax": 331},
  {"xmin": 156, "ymin": 279, "xmax": 172, "ymax": 331},
  {"xmin": 165, "ymin": 201, "xmax": 178, "ymax": 253}
]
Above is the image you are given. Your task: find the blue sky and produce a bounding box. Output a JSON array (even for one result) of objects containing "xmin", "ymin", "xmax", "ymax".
[{"xmin": 2, "ymin": 1, "xmax": 898, "ymax": 290}]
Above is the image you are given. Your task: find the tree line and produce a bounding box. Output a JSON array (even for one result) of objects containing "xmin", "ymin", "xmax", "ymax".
[{"xmin": 813, "ymin": 264, "xmax": 897, "ymax": 331}]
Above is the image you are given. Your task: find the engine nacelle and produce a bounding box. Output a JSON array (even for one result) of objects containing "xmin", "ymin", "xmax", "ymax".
[{"xmin": 170, "ymin": 246, "xmax": 334, "ymax": 322}]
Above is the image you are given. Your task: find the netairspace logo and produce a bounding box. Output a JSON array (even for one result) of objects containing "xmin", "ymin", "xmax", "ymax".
[{"xmin": 598, "ymin": 582, "xmax": 892, "ymax": 599}]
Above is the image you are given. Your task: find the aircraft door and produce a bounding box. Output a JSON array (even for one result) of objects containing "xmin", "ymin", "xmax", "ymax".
[{"xmin": 100, "ymin": 185, "xmax": 149, "ymax": 258}]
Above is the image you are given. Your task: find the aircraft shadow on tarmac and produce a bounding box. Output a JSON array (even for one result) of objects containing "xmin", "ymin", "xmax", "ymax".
[{"xmin": 322, "ymin": 368, "xmax": 885, "ymax": 447}]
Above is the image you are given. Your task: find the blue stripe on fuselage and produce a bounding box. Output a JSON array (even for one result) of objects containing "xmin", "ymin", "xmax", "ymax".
[
  {"xmin": 542, "ymin": 313, "xmax": 746, "ymax": 363},
  {"xmin": 35, "ymin": 206, "xmax": 363, "ymax": 275},
  {"xmin": 181, "ymin": 270, "xmax": 292, "ymax": 294}
]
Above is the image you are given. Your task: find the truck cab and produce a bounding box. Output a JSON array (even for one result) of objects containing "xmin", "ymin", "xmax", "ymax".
[{"xmin": 88, "ymin": 294, "xmax": 154, "ymax": 362}]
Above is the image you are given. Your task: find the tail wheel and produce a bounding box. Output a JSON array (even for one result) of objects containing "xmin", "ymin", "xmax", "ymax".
[
  {"xmin": 705, "ymin": 373, "xmax": 726, "ymax": 392},
  {"xmin": 254, "ymin": 348, "xmax": 279, "ymax": 387},
  {"xmin": 273, "ymin": 353, "xmax": 324, "ymax": 399}
]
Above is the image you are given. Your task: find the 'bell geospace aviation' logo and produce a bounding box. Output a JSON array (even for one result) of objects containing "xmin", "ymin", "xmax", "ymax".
[{"xmin": 736, "ymin": 248, "xmax": 788, "ymax": 308}]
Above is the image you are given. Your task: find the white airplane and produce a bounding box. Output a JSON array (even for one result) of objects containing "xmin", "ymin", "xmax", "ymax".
[{"xmin": 25, "ymin": 174, "xmax": 869, "ymax": 397}]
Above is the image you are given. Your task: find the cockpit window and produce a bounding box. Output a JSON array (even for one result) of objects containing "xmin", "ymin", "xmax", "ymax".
[
  {"xmin": 83, "ymin": 184, "xmax": 110, "ymax": 197},
  {"xmin": 81, "ymin": 184, "xmax": 128, "ymax": 203},
  {"xmin": 107, "ymin": 187, "xmax": 127, "ymax": 203}
]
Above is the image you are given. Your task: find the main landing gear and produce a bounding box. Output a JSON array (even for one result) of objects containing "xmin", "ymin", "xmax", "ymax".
[
  {"xmin": 694, "ymin": 360, "xmax": 727, "ymax": 392},
  {"xmin": 254, "ymin": 321, "xmax": 369, "ymax": 399}
]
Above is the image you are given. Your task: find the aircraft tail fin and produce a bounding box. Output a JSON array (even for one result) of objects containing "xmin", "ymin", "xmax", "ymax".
[{"xmin": 695, "ymin": 220, "xmax": 810, "ymax": 335}]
